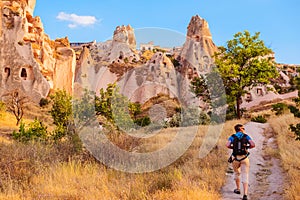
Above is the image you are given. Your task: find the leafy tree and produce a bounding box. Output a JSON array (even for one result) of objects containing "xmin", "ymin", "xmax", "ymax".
[
  {"xmin": 128, "ymin": 102, "xmax": 142, "ymax": 120},
  {"xmin": 190, "ymin": 75, "xmax": 210, "ymax": 103},
  {"xmin": 73, "ymin": 89, "xmax": 96, "ymax": 128},
  {"xmin": 95, "ymin": 84, "xmax": 150, "ymax": 130},
  {"xmin": 110, "ymin": 87, "xmax": 135, "ymax": 131},
  {"xmin": 214, "ymin": 30, "xmax": 279, "ymax": 118},
  {"xmin": 50, "ymin": 90, "xmax": 72, "ymax": 140},
  {"xmin": 190, "ymin": 71, "xmax": 227, "ymax": 122},
  {"xmin": 95, "ymin": 84, "xmax": 115, "ymax": 122}
]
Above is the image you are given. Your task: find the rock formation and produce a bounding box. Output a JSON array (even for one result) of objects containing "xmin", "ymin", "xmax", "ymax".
[
  {"xmin": 74, "ymin": 25, "xmax": 140, "ymax": 92},
  {"xmin": 179, "ymin": 15, "xmax": 218, "ymax": 79},
  {"xmin": 74, "ymin": 24, "xmax": 198, "ymax": 106},
  {"xmin": 0, "ymin": 0, "xmax": 76, "ymax": 102},
  {"xmin": 118, "ymin": 52, "xmax": 178, "ymax": 104}
]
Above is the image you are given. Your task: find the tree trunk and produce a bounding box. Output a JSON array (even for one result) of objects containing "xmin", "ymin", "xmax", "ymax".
[
  {"xmin": 236, "ymin": 95, "xmax": 242, "ymax": 119},
  {"xmin": 16, "ymin": 118, "xmax": 20, "ymax": 126}
]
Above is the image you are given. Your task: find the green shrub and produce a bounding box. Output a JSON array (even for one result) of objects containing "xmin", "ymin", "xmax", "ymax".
[
  {"xmin": 199, "ymin": 111, "xmax": 211, "ymax": 125},
  {"xmin": 39, "ymin": 98, "xmax": 50, "ymax": 107},
  {"xmin": 251, "ymin": 115, "xmax": 267, "ymax": 123},
  {"xmin": 272, "ymin": 103, "xmax": 288, "ymax": 115},
  {"xmin": 289, "ymin": 123, "xmax": 300, "ymax": 140},
  {"xmin": 12, "ymin": 119, "xmax": 48, "ymax": 143},
  {"xmin": 164, "ymin": 113, "xmax": 181, "ymax": 128},
  {"xmin": 134, "ymin": 116, "xmax": 151, "ymax": 127},
  {"xmin": 50, "ymin": 90, "xmax": 72, "ymax": 141}
]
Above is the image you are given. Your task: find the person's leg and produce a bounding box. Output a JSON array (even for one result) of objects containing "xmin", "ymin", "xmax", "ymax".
[
  {"xmin": 232, "ymin": 160, "xmax": 241, "ymax": 191},
  {"xmin": 241, "ymin": 158, "xmax": 250, "ymax": 195}
]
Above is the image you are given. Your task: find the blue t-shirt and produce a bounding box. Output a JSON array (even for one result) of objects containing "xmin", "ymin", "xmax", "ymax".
[{"xmin": 228, "ymin": 132, "xmax": 252, "ymax": 142}]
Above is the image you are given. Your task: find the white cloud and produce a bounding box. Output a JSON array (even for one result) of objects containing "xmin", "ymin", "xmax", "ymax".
[{"xmin": 56, "ymin": 12, "xmax": 98, "ymax": 28}]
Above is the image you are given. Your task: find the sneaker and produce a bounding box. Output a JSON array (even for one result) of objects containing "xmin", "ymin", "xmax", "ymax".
[
  {"xmin": 242, "ymin": 195, "xmax": 248, "ymax": 200},
  {"xmin": 233, "ymin": 189, "xmax": 241, "ymax": 194}
]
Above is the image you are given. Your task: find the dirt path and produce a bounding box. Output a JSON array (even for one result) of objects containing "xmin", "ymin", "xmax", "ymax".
[{"xmin": 221, "ymin": 122, "xmax": 286, "ymax": 200}]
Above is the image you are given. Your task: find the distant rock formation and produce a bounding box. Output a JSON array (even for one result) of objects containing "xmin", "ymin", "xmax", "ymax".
[
  {"xmin": 74, "ymin": 25, "xmax": 140, "ymax": 92},
  {"xmin": 118, "ymin": 52, "xmax": 178, "ymax": 104},
  {"xmin": 179, "ymin": 15, "xmax": 218, "ymax": 79},
  {"xmin": 74, "ymin": 24, "xmax": 198, "ymax": 106},
  {"xmin": 0, "ymin": 0, "xmax": 76, "ymax": 102}
]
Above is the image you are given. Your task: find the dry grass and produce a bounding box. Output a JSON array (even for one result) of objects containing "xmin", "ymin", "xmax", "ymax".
[
  {"xmin": 0, "ymin": 107, "xmax": 249, "ymax": 200},
  {"xmin": 268, "ymin": 114, "xmax": 300, "ymax": 200}
]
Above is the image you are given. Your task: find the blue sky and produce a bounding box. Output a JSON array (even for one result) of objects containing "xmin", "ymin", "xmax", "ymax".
[{"xmin": 34, "ymin": 0, "xmax": 300, "ymax": 64}]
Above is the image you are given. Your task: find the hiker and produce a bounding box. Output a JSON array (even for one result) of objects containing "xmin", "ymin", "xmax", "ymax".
[{"xmin": 226, "ymin": 124, "xmax": 255, "ymax": 200}]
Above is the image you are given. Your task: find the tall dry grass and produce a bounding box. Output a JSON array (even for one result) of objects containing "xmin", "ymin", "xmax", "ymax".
[
  {"xmin": 268, "ymin": 114, "xmax": 300, "ymax": 200},
  {"xmin": 0, "ymin": 117, "xmax": 247, "ymax": 200}
]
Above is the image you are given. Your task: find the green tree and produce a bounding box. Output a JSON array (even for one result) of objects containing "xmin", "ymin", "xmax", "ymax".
[
  {"xmin": 190, "ymin": 75, "xmax": 210, "ymax": 103},
  {"xmin": 95, "ymin": 84, "xmax": 150, "ymax": 130},
  {"xmin": 214, "ymin": 30, "xmax": 279, "ymax": 118},
  {"xmin": 50, "ymin": 90, "xmax": 72, "ymax": 140},
  {"xmin": 95, "ymin": 84, "xmax": 115, "ymax": 122},
  {"xmin": 128, "ymin": 102, "xmax": 142, "ymax": 120},
  {"xmin": 73, "ymin": 89, "xmax": 96, "ymax": 128}
]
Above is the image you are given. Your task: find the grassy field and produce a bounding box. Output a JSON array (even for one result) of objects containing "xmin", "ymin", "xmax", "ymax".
[
  {"xmin": 268, "ymin": 114, "xmax": 300, "ymax": 200},
  {"xmin": 0, "ymin": 106, "xmax": 299, "ymax": 199},
  {"xmin": 0, "ymin": 105, "xmax": 247, "ymax": 200}
]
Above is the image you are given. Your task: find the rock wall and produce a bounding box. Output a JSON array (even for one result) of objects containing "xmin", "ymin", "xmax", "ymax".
[
  {"xmin": 0, "ymin": 0, "xmax": 76, "ymax": 102},
  {"xmin": 0, "ymin": 0, "xmax": 49, "ymax": 102}
]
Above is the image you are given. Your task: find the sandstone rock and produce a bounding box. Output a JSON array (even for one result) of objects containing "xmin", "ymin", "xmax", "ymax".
[
  {"xmin": 26, "ymin": 0, "xmax": 36, "ymax": 15},
  {"xmin": 75, "ymin": 25, "xmax": 198, "ymax": 107},
  {"xmin": 0, "ymin": 0, "xmax": 76, "ymax": 102},
  {"xmin": 109, "ymin": 25, "xmax": 139, "ymax": 63},
  {"xmin": 117, "ymin": 52, "xmax": 199, "ymax": 106},
  {"xmin": 179, "ymin": 15, "xmax": 218, "ymax": 78},
  {"xmin": 74, "ymin": 24, "xmax": 140, "ymax": 94},
  {"xmin": 0, "ymin": 0, "xmax": 49, "ymax": 102}
]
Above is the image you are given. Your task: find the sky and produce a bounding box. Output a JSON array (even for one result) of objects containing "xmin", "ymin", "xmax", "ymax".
[{"xmin": 34, "ymin": 0, "xmax": 300, "ymax": 64}]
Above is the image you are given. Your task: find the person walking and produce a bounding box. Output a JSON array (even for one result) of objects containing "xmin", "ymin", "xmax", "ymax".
[{"xmin": 226, "ymin": 124, "xmax": 255, "ymax": 200}]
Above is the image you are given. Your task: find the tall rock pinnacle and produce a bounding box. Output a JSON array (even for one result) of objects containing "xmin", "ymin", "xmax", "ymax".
[{"xmin": 179, "ymin": 15, "xmax": 218, "ymax": 78}]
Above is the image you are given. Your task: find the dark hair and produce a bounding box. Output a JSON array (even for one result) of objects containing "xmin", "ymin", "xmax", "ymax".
[{"xmin": 234, "ymin": 124, "xmax": 243, "ymax": 132}]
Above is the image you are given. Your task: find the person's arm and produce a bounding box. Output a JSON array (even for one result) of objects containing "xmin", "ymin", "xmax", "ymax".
[
  {"xmin": 226, "ymin": 140, "xmax": 232, "ymax": 149},
  {"xmin": 248, "ymin": 140, "xmax": 255, "ymax": 148}
]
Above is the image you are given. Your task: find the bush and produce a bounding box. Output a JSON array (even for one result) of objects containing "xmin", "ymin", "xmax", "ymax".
[
  {"xmin": 50, "ymin": 90, "xmax": 72, "ymax": 141},
  {"xmin": 39, "ymin": 98, "xmax": 50, "ymax": 107},
  {"xmin": 199, "ymin": 111, "xmax": 211, "ymax": 125},
  {"xmin": 134, "ymin": 116, "xmax": 151, "ymax": 127},
  {"xmin": 164, "ymin": 113, "xmax": 181, "ymax": 128},
  {"xmin": 251, "ymin": 115, "xmax": 267, "ymax": 123},
  {"xmin": 12, "ymin": 119, "xmax": 48, "ymax": 143},
  {"xmin": 272, "ymin": 103, "xmax": 288, "ymax": 115}
]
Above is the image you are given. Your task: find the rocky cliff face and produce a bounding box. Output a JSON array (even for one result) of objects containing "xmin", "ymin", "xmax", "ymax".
[
  {"xmin": 0, "ymin": 0, "xmax": 75, "ymax": 102},
  {"xmin": 74, "ymin": 25, "xmax": 140, "ymax": 92},
  {"xmin": 75, "ymin": 24, "xmax": 198, "ymax": 106},
  {"xmin": 179, "ymin": 15, "xmax": 218, "ymax": 79}
]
